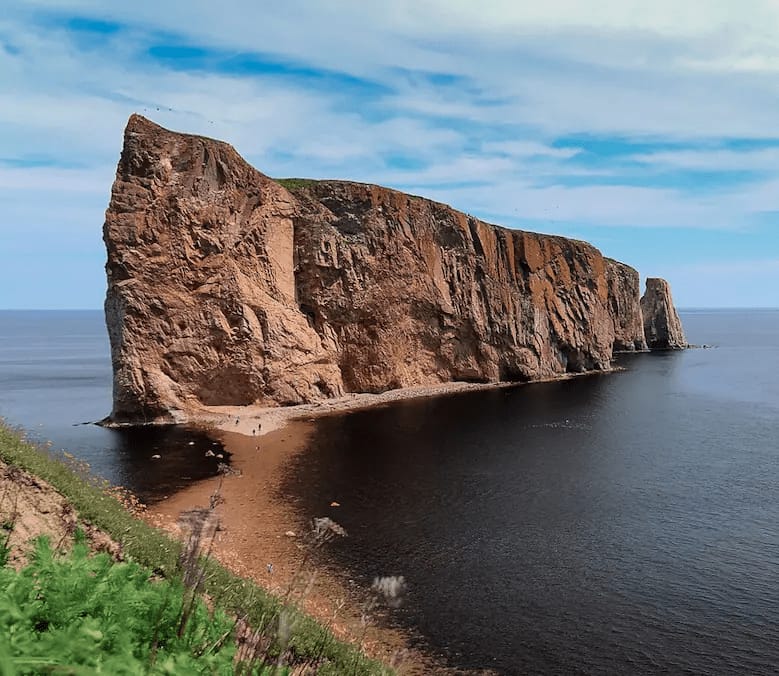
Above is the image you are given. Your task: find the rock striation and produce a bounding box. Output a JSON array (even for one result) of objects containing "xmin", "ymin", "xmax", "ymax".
[
  {"xmin": 103, "ymin": 115, "xmax": 676, "ymax": 422},
  {"xmin": 641, "ymin": 278, "xmax": 687, "ymax": 349}
]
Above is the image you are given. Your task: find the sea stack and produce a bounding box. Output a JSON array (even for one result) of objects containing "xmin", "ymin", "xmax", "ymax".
[
  {"xmin": 103, "ymin": 115, "xmax": 681, "ymax": 423},
  {"xmin": 641, "ymin": 278, "xmax": 687, "ymax": 349}
]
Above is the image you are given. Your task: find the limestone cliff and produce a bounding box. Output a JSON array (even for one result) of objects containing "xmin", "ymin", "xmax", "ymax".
[
  {"xmin": 641, "ymin": 278, "xmax": 687, "ymax": 349},
  {"xmin": 103, "ymin": 116, "xmax": 669, "ymax": 422}
]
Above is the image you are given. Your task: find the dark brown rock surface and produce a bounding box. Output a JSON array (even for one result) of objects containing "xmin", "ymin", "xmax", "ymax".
[
  {"xmin": 103, "ymin": 116, "xmax": 672, "ymax": 422},
  {"xmin": 641, "ymin": 278, "xmax": 687, "ymax": 349}
]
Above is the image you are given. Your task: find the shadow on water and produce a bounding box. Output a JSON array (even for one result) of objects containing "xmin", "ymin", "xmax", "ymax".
[
  {"xmin": 98, "ymin": 425, "xmax": 230, "ymax": 504},
  {"xmin": 0, "ymin": 310, "xmax": 230, "ymax": 505}
]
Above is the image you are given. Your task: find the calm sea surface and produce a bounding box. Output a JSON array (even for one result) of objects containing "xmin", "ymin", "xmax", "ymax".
[
  {"xmin": 1, "ymin": 309, "xmax": 778, "ymax": 673},
  {"xmin": 0, "ymin": 310, "xmax": 227, "ymax": 502}
]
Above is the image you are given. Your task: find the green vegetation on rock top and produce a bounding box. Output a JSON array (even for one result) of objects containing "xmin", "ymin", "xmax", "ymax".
[{"xmin": 274, "ymin": 178, "xmax": 321, "ymax": 190}]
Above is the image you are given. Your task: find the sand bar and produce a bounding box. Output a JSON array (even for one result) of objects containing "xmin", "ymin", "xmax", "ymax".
[
  {"xmin": 146, "ymin": 418, "xmax": 458, "ymax": 673},
  {"xmin": 144, "ymin": 374, "xmax": 610, "ymax": 673}
]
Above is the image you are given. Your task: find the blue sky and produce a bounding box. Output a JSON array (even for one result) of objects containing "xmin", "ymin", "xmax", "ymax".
[{"xmin": 1, "ymin": 1, "xmax": 778, "ymax": 309}]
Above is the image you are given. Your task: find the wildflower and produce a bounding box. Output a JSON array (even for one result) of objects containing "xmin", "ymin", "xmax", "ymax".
[
  {"xmin": 312, "ymin": 517, "xmax": 347, "ymax": 540},
  {"xmin": 217, "ymin": 462, "xmax": 240, "ymax": 476},
  {"xmin": 371, "ymin": 575, "xmax": 407, "ymax": 608}
]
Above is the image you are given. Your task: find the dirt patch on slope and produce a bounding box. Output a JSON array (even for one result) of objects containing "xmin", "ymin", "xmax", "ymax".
[{"xmin": 0, "ymin": 461, "xmax": 120, "ymax": 569}]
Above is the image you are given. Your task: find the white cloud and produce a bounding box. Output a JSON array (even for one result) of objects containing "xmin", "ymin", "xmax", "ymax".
[
  {"xmin": 422, "ymin": 181, "xmax": 727, "ymax": 230},
  {"xmin": 481, "ymin": 141, "xmax": 581, "ymax": 160},
  {"xmin": 8, "ymin": 0, "xmax": 779, "ymax": 139},
  {"xmin": 631, "ymin": 147, "xmax": 779, "ymax": 172},
  {"xmin": 2, "ymin": 1, "xmax": 779, "ymax": 307}
]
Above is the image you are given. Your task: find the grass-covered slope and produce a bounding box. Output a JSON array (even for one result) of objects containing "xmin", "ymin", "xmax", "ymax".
[
  {"xmin": 273, "ymin": 178, "xmax": 322, "ymax": 190},
  {"xmin": 0, "ymin": 423, "xmax": 390, "ymax": 675},
  {"xmin": 1, "ymin": 535, "xmax": 240, "ymax": 674}
]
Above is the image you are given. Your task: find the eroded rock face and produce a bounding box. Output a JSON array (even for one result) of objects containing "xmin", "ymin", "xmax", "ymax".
[
  {"xmin": 292, "ymin": 181, "xmax": 648, "ymax": 391},
  {"xmin": 641, "ymin": 278, "xmax": 687, "ymax": 349},
  {"xmin": 104, "ymin": 115, "xmax": 343, "ymax": 421},
  {"xmin": 104, "ymin": 116, "xmax": 668, "ymax": 421},
  {"xmin": 605, "ymin": 259, "xmax": 648, "ymax": 352}
]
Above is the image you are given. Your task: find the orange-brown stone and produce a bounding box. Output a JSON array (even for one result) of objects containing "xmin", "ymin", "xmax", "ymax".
[{"xmin": 103, "ymin": 115, "xmax": 674, "ymax": 422}]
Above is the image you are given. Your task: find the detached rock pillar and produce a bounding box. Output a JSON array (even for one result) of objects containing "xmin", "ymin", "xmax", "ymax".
[{"xmin": 640, "ymin": 278, "xmax": 687, "ymax": 349}]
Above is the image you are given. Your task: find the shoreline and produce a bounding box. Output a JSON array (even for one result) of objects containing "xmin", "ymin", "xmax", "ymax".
[
  {"xmin": 0, "ymin": 422, "xmax": 390, "ymax": 674},
  {"xmin": 142, "ymin": 369, "xmax": 620, "ymax": 673},
  {"xmin": 184, "ymin": 369, "xmax": 619, "ymax": 441},
  {"xmin": 145, "ymin": 420, "xmax": 451, "ymax": 674}
]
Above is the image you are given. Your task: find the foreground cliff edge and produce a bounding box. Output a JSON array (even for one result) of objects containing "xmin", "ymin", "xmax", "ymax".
[{"xmin": 103, "ymin": 115, "xmax": 685, "ymax": 424}]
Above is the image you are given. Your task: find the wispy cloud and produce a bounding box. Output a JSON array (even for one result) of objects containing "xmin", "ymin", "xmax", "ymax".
[
  {"xmin": 1, "ymin": 1, "xmax": 778, "ymax": 307},
  {"xmin": 629, "ymin": 146, "xmax": 779, "ymax": 172}
]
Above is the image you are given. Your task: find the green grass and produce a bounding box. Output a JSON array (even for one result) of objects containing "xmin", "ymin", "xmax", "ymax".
[
  {"xmin": 1, "ymin": 536, "xmax": 241, "ymax": 674},
  {"xmin": 0, "ymin": 422, "xmax": 391, "ymax": 675},
  {"xmin": 273, "ymin": 178, "xmax": 322, "ymax": 191}
]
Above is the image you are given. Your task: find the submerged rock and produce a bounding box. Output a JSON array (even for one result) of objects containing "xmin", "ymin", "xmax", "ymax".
[
  {"xmin": 103, "ymin": 115, "xmax": 680, "ymax": 423},
  {"xmin": 641, "ymin": 278, "xmax": 687, "ymax": 349}
]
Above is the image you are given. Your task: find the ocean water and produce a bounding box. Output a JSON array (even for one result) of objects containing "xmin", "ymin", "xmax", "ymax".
[
  {"xmin": 1, "ymin": 308, "xmax": 778, "ymax": 673},
  {"xmin": 282, "ymin": 309, "xmax": 779, "ymax": 674},
  {"xmin": 0, "ymin": 310, "xmax": 227, "ymax": 502}
]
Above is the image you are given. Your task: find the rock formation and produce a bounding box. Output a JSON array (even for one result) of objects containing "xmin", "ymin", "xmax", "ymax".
[
  {"xmin": 103, "ymin": 115, "xmax": 675, "ymax": 423},
  {"xmin": 605, "ymin": 259, "xmax": 648, "ymax": 352},
  {"xmin": 641, "ymin": 278, "xmax": 687, "ymax": 349}
]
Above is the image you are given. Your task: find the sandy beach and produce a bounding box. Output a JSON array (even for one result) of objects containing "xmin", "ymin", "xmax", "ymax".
[
  {"xmin": 144, "ymin": 375, "xmax": 602, "ymax": 673},
  {"xmin": 184, "ymin": 372, "xmax": 599, "ymax": 439},
  {"xmin": 146, "ymin": 412, "xmax": 455, "ymax": 673}
]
